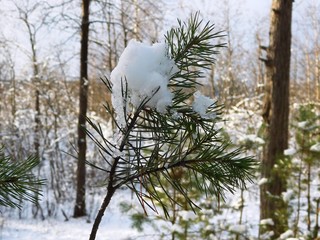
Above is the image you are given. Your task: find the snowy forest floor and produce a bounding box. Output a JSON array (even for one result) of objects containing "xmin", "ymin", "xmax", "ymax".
[
  {"xmin": 0, "ymin": 185, "xmax": 261, "ymax": 240},
  {"xmin": 0, "ymin": 191, "xmax": 147, "ymax": 240}
]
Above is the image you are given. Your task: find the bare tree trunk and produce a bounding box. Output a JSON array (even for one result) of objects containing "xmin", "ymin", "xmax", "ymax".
[
  {"xmin": 133, "ymin": 0, "xmax": 140, "ymax": 40},
  {"xmin": 33, "ymin": 56, "xmax": 40, "ymax": 161},
  {"xmin": 19, "ymin": 1, "xmax": 41, "ymax": 161},
  {"xmin": 120, "ymin": 1, "xmax": 129, "ymax": 47},
  {"xmin": 293, "ymin": 160, "xmax": 302, "ymax": 237},
  {"xmin": 260, "ymin": 0, "xmax": 293, "ymax": 239},
  {"xmin": 74, "ymin": 0, "xmax": 90, "ymax": 218},
  {"xmin": 315, "ymin": 51, "xmax": 320, "ymax": 101},
  {"xmin": 256, "ymin": 33, "xmax": 266, "ymax": 96},
  {"xmin": 305, "ymin": 51, "xmax": 311, "ymax": 101},
  {"xmin": 16, "ymin": 2, "xmax": 43, "ymax": 218},
  {"xmin": 313, "ymin": 198, "xmax": 320, "ymax": 239}
]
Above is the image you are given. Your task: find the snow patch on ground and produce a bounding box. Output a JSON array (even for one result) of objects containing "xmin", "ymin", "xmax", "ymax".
[
  {"xmin": 229, "ymin": 224, "xmax": 246, "ymax": 234},
  {"xmin": 0, "ymin": 191, "xmax": 148, "ymax": 240},
  {"xmin": 0, "ymin": 215, "xmax": 139, "ymax": 240}
]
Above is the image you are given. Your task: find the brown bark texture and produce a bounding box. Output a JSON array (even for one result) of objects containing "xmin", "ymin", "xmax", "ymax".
[
  {"xmin": 74, "ymin": 0, "xmax": 90, "ymax": 218},
  {"xmin": 260, "ymin": 0, "xmax": 293, "ymax": 238}
]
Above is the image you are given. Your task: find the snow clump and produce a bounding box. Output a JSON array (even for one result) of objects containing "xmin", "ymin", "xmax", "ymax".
[
  {"xmin": 282, "ymin": 189, "xmax": 294, "ymax": 202},
  {"xmin": 239, "ymin": 134, "xmax": 265, "ymax": 145},
  {"xmin": 171, "ymin": 223, "xmax": 183, "ymax": 233},
  {"xmin": 284, "ymin": 148, "xmax": 296, "ymax": 156},
  {"xmin": 229, "ymin": 224, "xmax": 246, "ymax": 234},
  {"xmin": 279, "ymin": 229, "xmax": 294, "ymax": 239},
  {"xmin": 260, "ymin": 218, "xmax": 274, "ymax": 226},
  {"xmin": 310, "ymin": 142, "xmax": 320, "ymax": 152},
  {"xmin": 111, "ymin": 39, "xmax": 178, "ymax": 126},
  {"xmin": 192, "ymin": 91, "xmax": 216, "ymax": 119},
  {"xmin": 297, "ymin": 121, "xmax": 308, "ymax": 129},
  {"xmin": 178, "ymin": 210, "xmax": 197, "ymax": 221},
  {"xmin": 258, "ymin": 178, "xmax": 268, "ymax": 186}
]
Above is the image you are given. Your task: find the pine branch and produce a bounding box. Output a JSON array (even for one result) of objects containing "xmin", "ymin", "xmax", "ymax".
[
  {"xmin": 0, "ymin": 150, "xmax": 45, "ymax": 209},
  {"xmin": 88, "ymin": 13, "xmax": 255, "ymax": 240},
  {"xmin": 166, "ymin": 12, "xmax": 225, "ymax": 93}
]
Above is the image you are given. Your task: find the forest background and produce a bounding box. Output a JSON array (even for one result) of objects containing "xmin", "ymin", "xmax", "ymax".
[{"xmin": 0, "ymin": 0, "xmax": 319, "ymax": 239}]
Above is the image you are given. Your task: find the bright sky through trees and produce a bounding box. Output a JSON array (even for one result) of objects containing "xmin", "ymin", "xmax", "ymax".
[{"xmin": 0, "ymin": 0, "xmax": 314, "ymax": 79}]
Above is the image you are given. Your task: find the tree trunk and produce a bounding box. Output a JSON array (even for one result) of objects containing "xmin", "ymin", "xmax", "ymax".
[
  {"xmin": 74, "ymin": 0, "xmax": 90, "ymax": 218},
  {"xmin": 23, "ymin": 7, "xmax": 41, "ymax": 162},
  {"xmin": 260, "ymin": 0, "xmax": 293, "ymax": 238},
  {"xmin": 20, "ymin": 6, "xmax": 42, "ymax": 218}
]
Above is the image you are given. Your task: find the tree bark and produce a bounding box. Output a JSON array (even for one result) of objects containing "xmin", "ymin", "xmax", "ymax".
[
  {"xmin": 74, "ymin": 0, "xmax": 90, "ymax": 218},
  {"xmin": 260, "ymin": 0, "xmax": 293, "ymax": 238}
]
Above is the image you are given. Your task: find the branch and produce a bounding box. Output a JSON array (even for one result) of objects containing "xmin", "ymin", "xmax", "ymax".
[{"xmin": 0, "ymin": 150, "xmax": 45, "ymax": 209}]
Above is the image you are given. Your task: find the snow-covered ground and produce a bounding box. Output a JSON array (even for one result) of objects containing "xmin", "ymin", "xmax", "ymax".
[
  {"xmin": 0, "ymin": 182, "xmax": 261, "ymax": 240},
  {"xmin": 1, "ymin": 217, "xmax": 143, "ymax": 240},
  {"xmin": 0, "ymin": 192, "xmax": 146, "ymax": 240},
  {"xmin": 1, "ymin": 216, "xmax": 142, "ymax": 240}
]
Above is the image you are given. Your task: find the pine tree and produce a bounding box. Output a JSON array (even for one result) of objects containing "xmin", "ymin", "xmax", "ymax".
[
  {"xmin": 87, "ymin": 12, "xmax": 256, "ymax": 240},
  {"xmin": 291, "ymin": 103, "xmax": 320, "ymax": 238}
]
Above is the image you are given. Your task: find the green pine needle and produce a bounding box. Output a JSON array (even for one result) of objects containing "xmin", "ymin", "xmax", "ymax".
[
  {"xmin": 87, "ymin": 12, "xmax": 256, "ymax": 218},
  {"xmin": 0, "ymin": 150, "xmax": 45, "ymax": 209}
]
